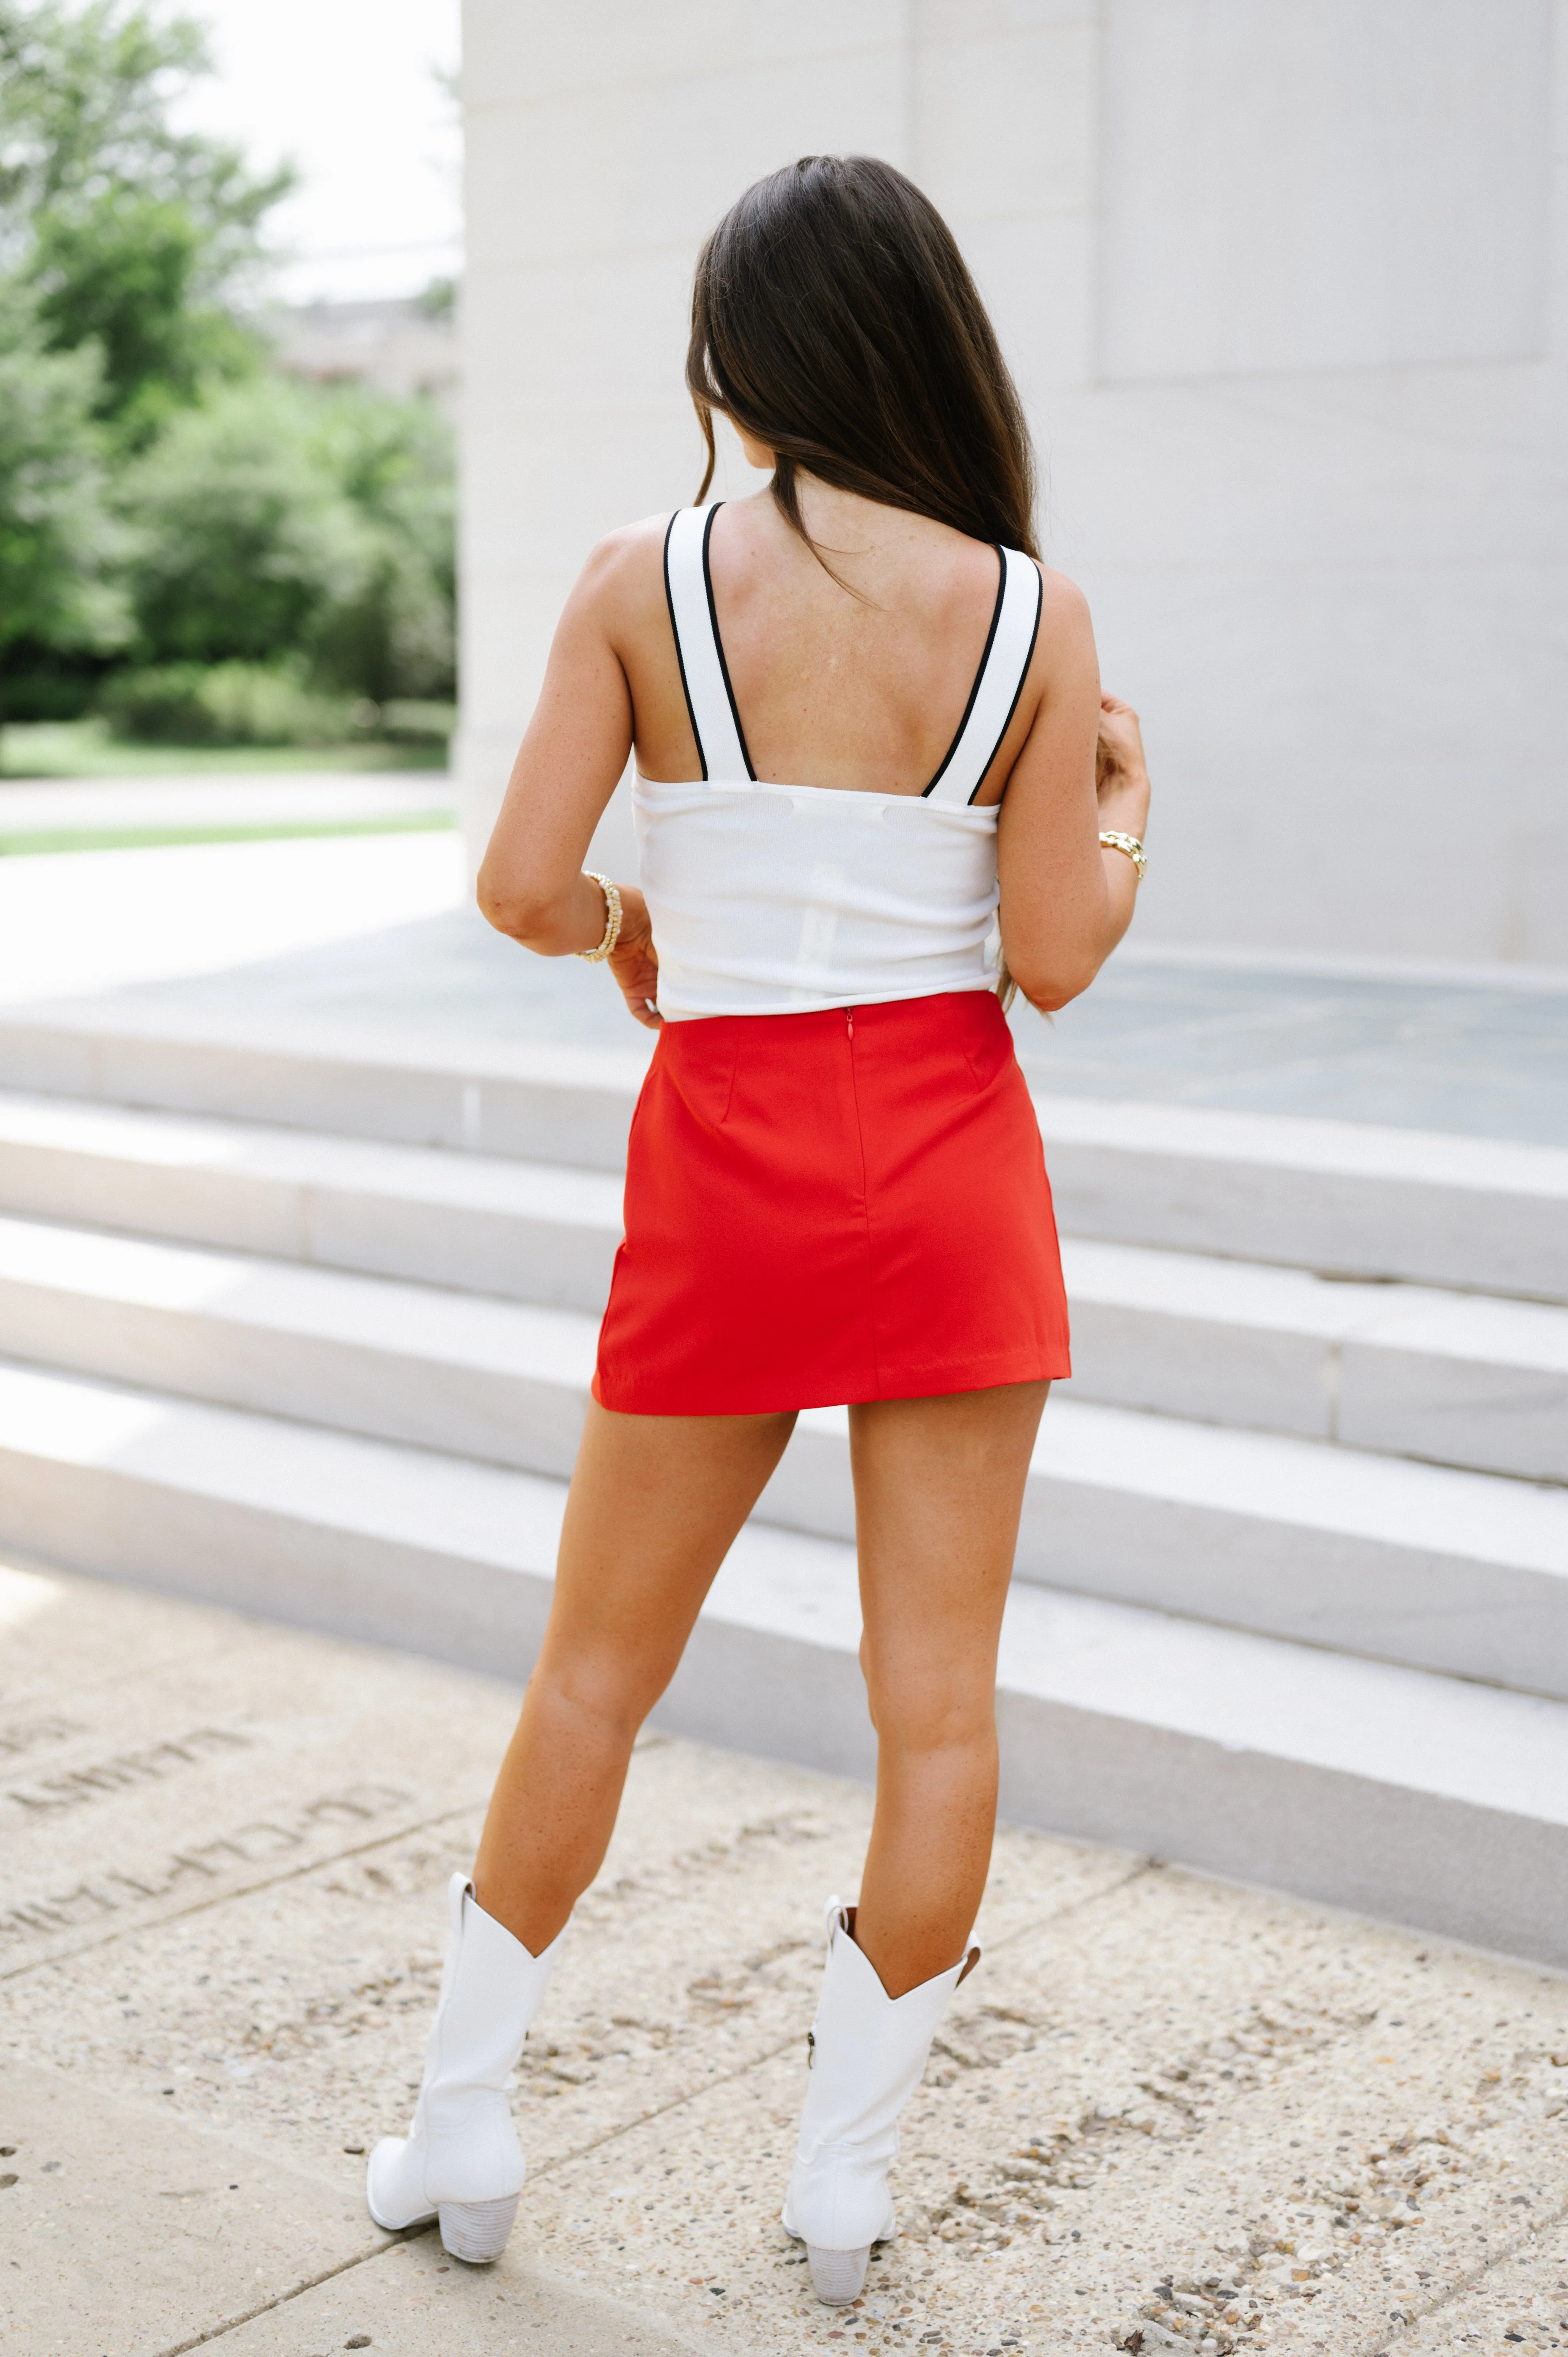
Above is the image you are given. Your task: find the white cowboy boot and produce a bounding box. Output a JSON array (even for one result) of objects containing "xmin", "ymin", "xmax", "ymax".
[
  {"xmin": 366, "ymin": 1872, "xmax": 565, "ymax": 2263},
  {"xmin": 782, "ymin": 1897, "xmax": 979, "ymax": 2305}
]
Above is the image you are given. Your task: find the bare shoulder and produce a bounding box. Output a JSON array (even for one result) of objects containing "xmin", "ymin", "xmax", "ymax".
[
  {"xmin": 570, "ymin": 513, "xmax": 674, "ymax": 635},
  {"xmin": 1029, "ymin": 564, "xmax": 1097, "ymax": 691},
  {"xmin": 1036, "ymin": 564, "xmax": 1092, "ymax": 638}
]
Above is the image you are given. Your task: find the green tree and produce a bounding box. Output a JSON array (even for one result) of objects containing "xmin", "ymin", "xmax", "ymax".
[
  {"xmin": 0, "ymin": 0, "xmax": 290, "ymax": 443},
  {"xmin": 310, "ymin": 387, "xmax": 456, "ymax": 700},
  {"xmin": 117, "ymin": 375, "xmax": 378, "ymax": 665},
  {"xmin": 117, "ymin": 375, "xmax": 456, "ymax": 697},
  {"xmin": 0, "ymin": 300, "xmax": 129, "ymax": 678},
  {"xmin": 0, "ymin": 2, "xmax": 457, "ymax": 716}
]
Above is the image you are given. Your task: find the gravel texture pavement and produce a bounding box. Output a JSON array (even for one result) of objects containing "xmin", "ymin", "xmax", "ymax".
[{"xmin": 2, "ymin": 1553, "xmax": 1563, "ymax": 2357}]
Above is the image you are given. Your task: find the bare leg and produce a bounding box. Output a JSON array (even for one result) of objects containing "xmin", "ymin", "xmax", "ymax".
[
  {"xmin": 473, "ymin": 1399, "xmax": 796, "ymax": 1952},
  {"xmin": 849, "ymin": 1380, "xmax": 1050, "ymax": 1997}
]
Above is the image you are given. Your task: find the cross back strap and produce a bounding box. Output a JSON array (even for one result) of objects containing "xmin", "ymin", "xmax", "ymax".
[{"xmin": 663, "ymin": 505, "xmax": 1042, "ymax": 803}]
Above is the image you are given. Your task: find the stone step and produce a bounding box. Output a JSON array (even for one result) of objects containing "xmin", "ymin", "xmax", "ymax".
[
  {"xmin": 2, "ymin": 1010, "xmax": 1564, "ymax": 1299},
  {"xmin": 0, "ymin": 1006, "xmax": 649, "ymax": 1171},
  {"xmin": 0, "ymin": 1090, "xmax": 623, "ymax": 1307},
  {"xmin": 2, "ymin": 1087, "xmax": 1564, "ymax": 1479},
  {"xmin": 0, "ymin": 1357, "xmax": 1562, "ymax": 1970},
  {"xmin": 0, "ymin": 1212, "xmax": 600, "ymax": 1476},
  {"xmin": 1036, "ymin": 1092, "xmax": 1568, "ymax": 1305},
  {"xmin": 1, "ymin": 1219, "xmax": 1564, "ymax": 1697},
  {"xmin": 1063, "ymin": 1237, "xmax": 1568, "ymax": 1483}
]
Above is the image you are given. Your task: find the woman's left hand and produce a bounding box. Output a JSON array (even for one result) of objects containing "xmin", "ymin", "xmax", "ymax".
[
  {"xmin": 607, "ymin": 887, "xmax": 662, "ymax": 1028},
  {"xmin": 1095, "ymin": 694, "xmax": 1151, "ymax": 836}
]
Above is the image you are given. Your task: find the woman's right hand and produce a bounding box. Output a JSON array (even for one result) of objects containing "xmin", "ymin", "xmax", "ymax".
[
  {"xmin": 1095, "ymin": 694, "xmax": 1151, "ymax": 836},
  {"xmin": 606, "ymin": 886, "xmax": 662, "ymax": 1029}
]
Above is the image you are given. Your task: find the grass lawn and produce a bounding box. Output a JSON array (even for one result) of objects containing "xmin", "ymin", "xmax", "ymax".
[{"xmin": 0, "ymin": 721, "xmax": 449, "ymax": 778}]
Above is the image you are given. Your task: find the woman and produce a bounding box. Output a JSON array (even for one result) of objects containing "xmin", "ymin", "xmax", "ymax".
[{"xmin": 366, "ymin": 154, "xmax": 1151, "ymax": 2307}]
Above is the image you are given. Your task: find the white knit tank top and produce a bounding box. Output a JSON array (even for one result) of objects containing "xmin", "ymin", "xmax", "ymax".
[{"xmin": 636, "ymin": 505, "xmax": 1042, "ymax": 1022}]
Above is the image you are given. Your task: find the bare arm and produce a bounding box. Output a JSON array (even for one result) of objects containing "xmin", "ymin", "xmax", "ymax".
[
  {"xmin": 476, "ymin": 527, "xmax": 664, "ymax": 1028},
  {"xmin": 996, "ymin": 572, "xmax": 1151, "ymax": 1013}
]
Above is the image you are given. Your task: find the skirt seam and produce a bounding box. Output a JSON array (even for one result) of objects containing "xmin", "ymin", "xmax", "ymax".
[{"xmin": 844, "ymin": 1014, "xmax": 883, "ymax": 1401}]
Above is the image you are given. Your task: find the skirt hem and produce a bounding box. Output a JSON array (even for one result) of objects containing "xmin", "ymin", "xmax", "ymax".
[{"xmin": 591, "ymin": 1346, "xmax": 1070, "ymax": 1419}]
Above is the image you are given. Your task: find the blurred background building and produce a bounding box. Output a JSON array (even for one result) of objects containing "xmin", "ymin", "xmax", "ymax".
[
  {"xmin": 269, "ymin": 294, "xmax": 459, "ymax": 417},
  {"xmin": 458, "ymin": 0, "xmax": 1568, "ymax": 967}
]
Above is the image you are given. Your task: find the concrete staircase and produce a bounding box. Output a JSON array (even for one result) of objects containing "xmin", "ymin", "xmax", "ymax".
[{"xmin": 1, "ymin": 1000, "xmax": 1565, "ymax": 1966}]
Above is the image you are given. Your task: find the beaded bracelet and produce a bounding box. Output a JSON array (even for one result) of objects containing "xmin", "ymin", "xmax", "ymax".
[
  {"xmin": 575, "ymin": 871, "xmax": 624, "ymax": 961},
  {"xmin": 1099, "ymin": 830, "xmax": 1147, "ymax": 883}
]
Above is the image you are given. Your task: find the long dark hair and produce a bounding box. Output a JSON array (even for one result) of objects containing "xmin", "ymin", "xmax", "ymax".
[{"xmin": 687, "ymin": 155, "xmax": 1039, "ymax": 564}]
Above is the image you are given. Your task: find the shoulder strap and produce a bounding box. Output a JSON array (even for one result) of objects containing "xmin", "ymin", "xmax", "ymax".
[
  {"xmin": 663, "ymin": 505, "xmax": 754, "ymax": 782},
  {"xmin": 922, "ymin": 547, "xmax": 1043, "ymax": 805}
]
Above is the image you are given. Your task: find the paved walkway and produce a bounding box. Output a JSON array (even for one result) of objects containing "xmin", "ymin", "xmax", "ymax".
[
  {"xmin": 2, "ymin": 1555, "xmax": 1563, "ymax": 2357},
  {"xmin": 0, "ymin": 835, "xmax": 464, "ymax": 1007},
  {"xmin": 85, "ymin": 905, "xmax": 1568, "ymax": 1146},
  {"xmin": 0, "ymin": 776, "xmax": 457, "ymax": 838}
]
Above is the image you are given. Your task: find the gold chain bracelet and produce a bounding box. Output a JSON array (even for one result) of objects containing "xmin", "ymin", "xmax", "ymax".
[
  {"xmin": 575, "ymin": 871, "xmax": 624, "ymax": 961},
  {"xmin": 1099, "ymin": 830, "xmax": 1147, "ymax": 883}
]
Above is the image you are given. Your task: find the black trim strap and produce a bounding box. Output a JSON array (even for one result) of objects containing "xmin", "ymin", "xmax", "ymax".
[
  {"xmin": 922, "ymin": 546, "xmax": 1007, "ymax": 799},
  {"xmin": 701, "ymin": 504, "xmax": 757, "ymax": 781},
  {"xmin": 966, "ymin": 558, "xmax": 1043, "ymax": 805},
  {"xmin": 663, "ymin": 510, "xmax": 707, "ymax": 781}
]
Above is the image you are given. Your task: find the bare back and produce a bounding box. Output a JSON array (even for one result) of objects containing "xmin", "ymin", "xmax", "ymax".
[
  {"xmin": 618, "ymin": 488, "xmax": 1052, "ymax": 808},
  {"xmin": 478, "ymin": 469, "xmax": 1137, "ymax": 1027}
]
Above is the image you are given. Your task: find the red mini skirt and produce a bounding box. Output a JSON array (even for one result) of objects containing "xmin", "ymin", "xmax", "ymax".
[{"xmin": 592, "ymin": 989, "xmax": 1070, "ymax": 1416}]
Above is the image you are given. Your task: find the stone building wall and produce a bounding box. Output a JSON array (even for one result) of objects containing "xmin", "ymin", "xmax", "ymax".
[{"xmin": 458, "ymin": 0, "xmax": 1567, "ymax": 964}]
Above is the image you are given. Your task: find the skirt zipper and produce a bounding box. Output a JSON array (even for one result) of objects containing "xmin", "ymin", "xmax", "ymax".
[{"xmin": 845, "ymin": 1007, "xmax": 855, "ymax": 1039}]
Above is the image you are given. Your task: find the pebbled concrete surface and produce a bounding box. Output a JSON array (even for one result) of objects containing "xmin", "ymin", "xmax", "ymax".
[
  {"xmin": 79, "ymin": 902, "xmax": 1568, "ymax": 1145},
  {"xmin": 2, "ymin": 1553, "xmax": 1564, "ymax": 2357}
]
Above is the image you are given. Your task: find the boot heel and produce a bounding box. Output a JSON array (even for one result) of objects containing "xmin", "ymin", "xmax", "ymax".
[
  {"xmin": 438, "ymin": 2195, "xmax": 519, "ymax": 2264},
  {"xmin": 807, "ymin": 2244, "xmax": 869, "ymax": 2305}
]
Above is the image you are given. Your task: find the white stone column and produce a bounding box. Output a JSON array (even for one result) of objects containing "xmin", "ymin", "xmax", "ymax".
[{"xmin": 1059, "ymin": 0, "xmax": 1567, "ymax": 963}]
